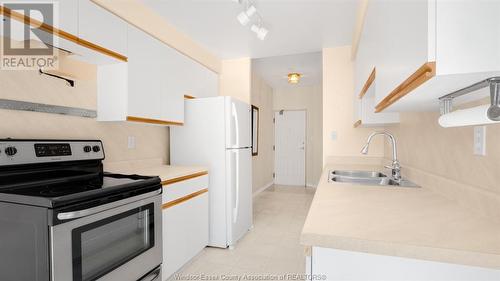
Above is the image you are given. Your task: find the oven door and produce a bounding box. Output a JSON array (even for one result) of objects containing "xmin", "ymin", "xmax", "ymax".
[{"xmin": 50, "ymin": 190, "xmax": 162, "ymax": 281}]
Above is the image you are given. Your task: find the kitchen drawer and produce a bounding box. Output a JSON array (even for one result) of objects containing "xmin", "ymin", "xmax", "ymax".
[
  {"xmin": 162, "ymin": 174, "xmax": 208, "ymax": 204},
  {"xmin": 162, "ymin": 192, "xmax": 209, "ymax": 279}
]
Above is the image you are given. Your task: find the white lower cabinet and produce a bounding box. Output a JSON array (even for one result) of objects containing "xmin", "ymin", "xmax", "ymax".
[
  {"xmin": 311, "ymin": 247, "xmax": 500, "ymax": 281},
  {"xmin": 162, "ymin": 174, "xmax": 209, "ymax": 280}
]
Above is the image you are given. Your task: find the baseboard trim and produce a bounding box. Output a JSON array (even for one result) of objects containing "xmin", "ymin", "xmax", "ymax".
[
  {"xmin": 306, "ymin": 183, "xmax": 317, "ymax": 188},
  {"xmin": 253, "ymin": 181, "xmax": 274, "ymax": 197}
]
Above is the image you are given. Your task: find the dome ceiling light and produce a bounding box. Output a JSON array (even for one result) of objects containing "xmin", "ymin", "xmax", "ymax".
[{"xmin": 288, "ymin": 73, "xmax": 301, "ymax": 84}]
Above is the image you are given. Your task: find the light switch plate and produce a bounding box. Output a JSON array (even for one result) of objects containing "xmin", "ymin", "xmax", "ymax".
[
  {"xmin": 473, "ymin": 126, "xmax": 486, "ymax": 156},
  {"xmin": 331, "ymin": 131, "xmax": 338, "ymax": 141},
  {"xmin": 128, "ymin": 136, "xmax": 136, "ymax": 149}
]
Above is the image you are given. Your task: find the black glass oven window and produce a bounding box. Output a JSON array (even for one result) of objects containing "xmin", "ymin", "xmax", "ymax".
[
  {"xmin": 72, "ymin": 203, "xmax": 155, "ymax": 281},
  {"xmin": 34, "ymin": 143, "xmax": 72, "ymax": 157}
]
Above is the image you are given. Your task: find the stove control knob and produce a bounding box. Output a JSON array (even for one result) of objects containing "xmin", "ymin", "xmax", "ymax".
[
  {"xmin": 5, "ymin": 146, "xmax": 17, "ymax": 156},
  {"xmin": 83, "ymin": 146, "xmax": 92, "ymax": 153},
  {"xmin": 92, "ymin": 145, "xmax": 101, "ymax": 153}
]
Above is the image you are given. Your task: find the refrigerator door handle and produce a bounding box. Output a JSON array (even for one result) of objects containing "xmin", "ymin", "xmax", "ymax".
[
  {"xmin": 231, "ymin": 103, "xmax": 240, "ymax": 148},
  {"xmin": 233, "ymin": 150, "xmax": 240, "ymax": 224}
]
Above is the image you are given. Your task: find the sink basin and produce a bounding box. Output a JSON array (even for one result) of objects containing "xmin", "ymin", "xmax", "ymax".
[
  {"xmin": 332, "ymin": 170, "xmax": 386, "ymax": 178},
  {"xmin": 328, "ymin": 170, "xmax": 419, "ymax": 188}
]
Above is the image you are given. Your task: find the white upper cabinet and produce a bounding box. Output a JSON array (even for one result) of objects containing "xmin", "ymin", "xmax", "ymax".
[
  {"xmin": 97, "ymin": 25, "xmax": 184, "ymax": 124},
  {"xmin": 127, "ymin": 24, "xmax": 184, "ymax": 123},
  {"xmin": 353, "ymin": 2, "xmax": 399, "ymax": 127},
  {"xmin": 0, "ymin": 0, "xmax": 127, "ymax": 64},
  {"xmin": 0, "ymin": 0, "xmax": 77, "ymax": 42},
  {"xmin": 77, "ymin": 0, "xmax": 128, "ymax": 58},
  {"xmin": 177, "ymin": 56, "xmax": 219, "ymax": 99},
  {"xmin": 97, "ymin": 24, "xmax": 218, "ymax": 125},
  {"xmin": 357, "ymin": 0, "xmax": 500, "ymax": 113},
  {"xmin": 353, "ymin": 70, "xmax": 399, "ymax": 128}
]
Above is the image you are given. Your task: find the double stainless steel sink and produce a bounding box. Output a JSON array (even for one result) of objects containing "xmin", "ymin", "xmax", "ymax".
[{"xmin": 329, "ymin": 170, "xmax": 419, "ymax": 188}]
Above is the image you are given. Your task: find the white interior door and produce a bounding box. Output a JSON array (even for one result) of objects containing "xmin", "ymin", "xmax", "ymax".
[{"xmin": 274, "ymin": 110, "xmax": 306, "ymax": 186}]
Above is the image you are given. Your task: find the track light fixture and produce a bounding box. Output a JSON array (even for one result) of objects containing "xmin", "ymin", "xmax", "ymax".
[
  {"xmin": 237, "ymin": 5, "xmax": 256, "ymax": 26},
  {"xmin": 251, "ymin": 23, "xmax": 268, "ymax": 40},
  {"xmin": 234, "ymin": 0, "xmax": 269, "ymax": 40}
]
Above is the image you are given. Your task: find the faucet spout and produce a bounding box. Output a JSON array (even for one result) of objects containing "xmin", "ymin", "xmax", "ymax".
[{"xmin": 361, "ymin": 131, "xmax": 401, "ymax": 181}]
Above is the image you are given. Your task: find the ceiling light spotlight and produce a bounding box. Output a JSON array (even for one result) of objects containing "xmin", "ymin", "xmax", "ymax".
[
  {"xmin": 288, "ymin": 73, "xmax": 301, "ymax": 84},
  {"xmin": 251, "ymin": 24, "xmax": 268, "ymax": 40},
  {"xmin": 237, "ymin": 5, "xmax": 256, "ymax": 26}
]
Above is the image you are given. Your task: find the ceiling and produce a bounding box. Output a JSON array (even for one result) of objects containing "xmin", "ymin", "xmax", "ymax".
[
  {"xmin": 253, "ymin": 52, "xmax": 322, "ymax": 89},
  {"xmin": 141, "ymin": 0, "xmax": 359, "ymax": 60}
]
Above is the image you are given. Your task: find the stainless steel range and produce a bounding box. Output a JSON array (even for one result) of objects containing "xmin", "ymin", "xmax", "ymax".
[{"xmin": 0, "ymin": 139, "xmax": 162, "ymax": 281}]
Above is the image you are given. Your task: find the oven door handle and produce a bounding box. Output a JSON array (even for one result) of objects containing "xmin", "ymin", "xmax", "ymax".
[
  {"xmin": 139, "ymin": 266, "xmax": 161, "ymax": 281},
  {"xmin": 56, "ymin": 189, "xmax": 161, "ymax": 220}
]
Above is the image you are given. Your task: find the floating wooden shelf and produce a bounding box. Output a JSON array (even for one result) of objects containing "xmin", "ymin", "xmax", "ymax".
[
  {"xmin": 375, "ymin": 62, "xmax": 436, "ymax": 113},
  {"xmin": 183, "ymin": 95, "xmax": 196, "ymax": 99}
]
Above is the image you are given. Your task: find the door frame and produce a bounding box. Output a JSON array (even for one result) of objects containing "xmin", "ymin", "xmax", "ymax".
[{"xmin": 273, "ymin": 109, "xmax": 307, "ymax": 187}]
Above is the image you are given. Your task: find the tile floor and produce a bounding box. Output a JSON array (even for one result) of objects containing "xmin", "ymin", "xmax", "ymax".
[{"xmin": 171, "ymin": 185, "xmax": 315, "ymax": 280}]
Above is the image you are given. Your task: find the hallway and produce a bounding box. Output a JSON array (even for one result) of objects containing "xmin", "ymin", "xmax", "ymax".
[{"xmin": 172, "ymin": 185, "xmax": 315, "ymax": 279}]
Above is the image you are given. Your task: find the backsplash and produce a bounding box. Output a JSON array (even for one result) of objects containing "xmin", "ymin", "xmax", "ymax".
[
  {"xmin": 385, "ymin": 111, "xmax": 500, "ymax": 220},
  {"xmin": 0, "ymin": 53, "xmax": 169, "ymax": 164}
]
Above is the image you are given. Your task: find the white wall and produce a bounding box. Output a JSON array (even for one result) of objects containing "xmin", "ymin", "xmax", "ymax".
[
  {"xmin": 322, "ymin": 46, "xmax": 384, "ymax": 165},
  {"xmin": 273, "ymin": 85, "xmax": 323, "ymax": 186},
  {"xmin": 251, "ymin": 73, "xmax": 275, "ymax": 194}
]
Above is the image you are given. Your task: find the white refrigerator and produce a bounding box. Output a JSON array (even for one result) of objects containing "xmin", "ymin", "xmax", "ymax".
[{"xmin": 170, "ymin": 96, "xmax": 253, "ymax": 248}]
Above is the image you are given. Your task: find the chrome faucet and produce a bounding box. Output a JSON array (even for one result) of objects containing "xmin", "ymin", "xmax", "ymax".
[{"xmin": 361, "ymin": 132, "xmax": 402, "ymax": 182}]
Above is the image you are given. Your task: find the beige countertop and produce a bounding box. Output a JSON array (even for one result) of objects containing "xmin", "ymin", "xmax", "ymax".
[
  {"xmin": 301, "ymin": 162, "xmax": 500, "ymax": 270},
  {"xmin": 104, "ymin": 159, "xmax": 208, "ymax": 184}
]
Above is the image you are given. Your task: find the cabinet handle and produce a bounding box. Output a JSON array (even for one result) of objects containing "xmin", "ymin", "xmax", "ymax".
[
  {"xmin": 358, "ymin": 67, "xmax": 376, "ymax": 99},
  {"xmin": 375, "ymin": 61, "xmax": 436, "ymax": 112},
  {"xmin": 162, "ymin": 188, "xmax": 208, "ymax": 209}
]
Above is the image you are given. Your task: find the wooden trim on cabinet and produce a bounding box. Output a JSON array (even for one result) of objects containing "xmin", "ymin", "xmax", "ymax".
[
  {"xmin": 0, "ymin": 5, "xmax": 128, "ymax": 62},
  {"xmin": 183, "ymin": 95, "xmax": 196, "ymax": 99},
  {"xmin": 126, "ymin": 116, "xmax": 184, "ymax": 126},
  {"xmin": 162, "ymin": 188, "xmax": 208, "ymax": 209},
  {"xmin": 353, "ymin": 120, "xmax": 362, "ymax": 128},
  {"xmin": 358, "ymin": 67, "xmax": 376, "ymax": 99},
  {"xmin": 375, "ymin": 62, "xmax": 436, "ymax": 113},
  {"xmin": 161, "ymin": 171, "xmax": 209, "ymax": 186}
]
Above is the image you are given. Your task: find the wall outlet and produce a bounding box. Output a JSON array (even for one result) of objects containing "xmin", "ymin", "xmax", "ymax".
[
  {"xmin": 473, "ymin": 126, "xmax": 486, "ymax": 156},
  {"xmin": 128, "ymin": 136, "xmax": 136, "ymax": 149}
]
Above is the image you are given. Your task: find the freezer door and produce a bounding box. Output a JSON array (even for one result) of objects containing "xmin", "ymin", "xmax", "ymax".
[
  {"xmin": 225, "ymin": 98, "xmax": 251, "ymax": 149},
  {"xmin": 226, "ymin": 148, "xmax": 253, "ymax": 246}
]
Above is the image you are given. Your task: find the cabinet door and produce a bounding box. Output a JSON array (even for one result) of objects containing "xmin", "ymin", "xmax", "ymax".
[
  {"xmin": 369, "ymin": 0, "xmax": 432, "ymax": 104},
  {"xmin": 158, "ymin": 46, "xmax": 185, "ymax": 123},
  {"xmin": 127, "ymin": 25, "xmax": 163, "ymax": 120},
  {"xmin": 0, "ymin": 0, "xmax": 77, "ymax": 45},
  {"xmin": 312, "ymin": 247, "xmax": 500, "ymax": 280},
  {"xmin": 176, "ymin": 55, "xmax": 219, "ymax": 99},
  {"xmin": 162, "ymin": 193, "xmax": 209, "ymax": 279},
  {"xmin": 78, "ymin": 0, "xmax": 127, "ymax": 56}
]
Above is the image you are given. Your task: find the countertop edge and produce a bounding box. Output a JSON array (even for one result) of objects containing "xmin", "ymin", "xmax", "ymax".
[{"xmin": 300, "ymin": 232, "xmax": 500, "ymax": 270}]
